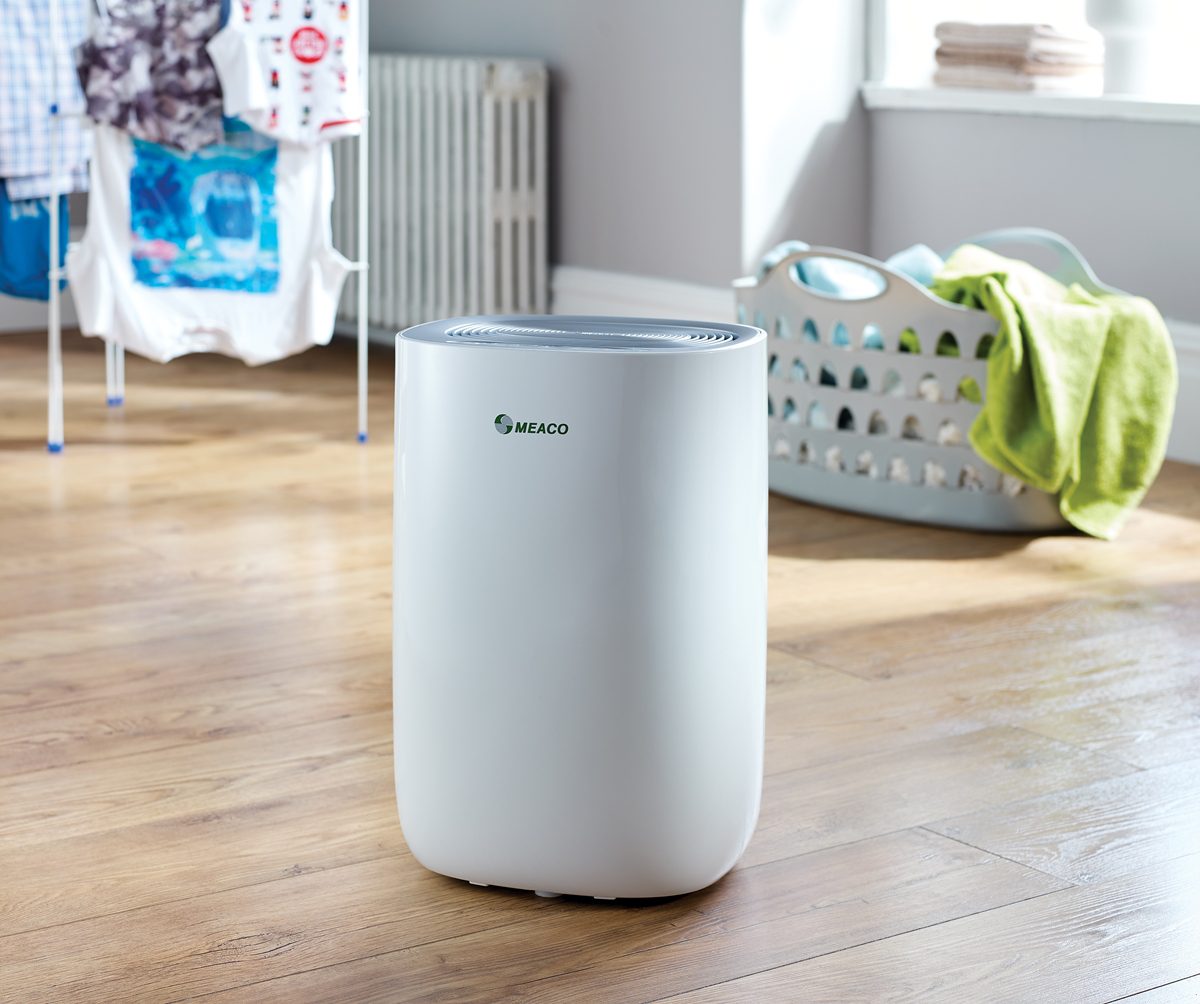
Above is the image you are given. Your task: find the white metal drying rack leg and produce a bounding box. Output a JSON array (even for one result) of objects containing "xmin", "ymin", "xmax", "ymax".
[
  {"xmin": 45, "ymin": 0, "xmax": 66, "ymax": 452},
  {"xmin": 352, "ymin": 0, "xmax": 371, "ymax": 444},
  {"xmin": 44, "ymin": 0, "xmax": 372, "ymax": 451}
]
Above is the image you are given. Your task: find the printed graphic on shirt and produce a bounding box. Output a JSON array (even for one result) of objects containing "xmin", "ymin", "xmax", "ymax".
[
  {"xmin": 291, "ymin": 25, "xmax": 328, "ymax": 63},
  {"xmin": 130, "ymin": 139, "xmax": 280, "ymax": 293},
  {"xmin": 209, "ymin": 0, "xmax": 361, "ymax": 145}
]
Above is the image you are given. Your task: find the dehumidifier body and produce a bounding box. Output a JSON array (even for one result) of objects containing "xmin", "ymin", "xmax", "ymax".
[{"xmin": 393, "ymin": 316, "xmax": 766, "ymax": 899}]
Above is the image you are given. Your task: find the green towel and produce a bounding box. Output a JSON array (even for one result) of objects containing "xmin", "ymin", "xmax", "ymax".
[{"xmin": 932, "ymin": 245, "xmax": 1177, "ymax": 539}]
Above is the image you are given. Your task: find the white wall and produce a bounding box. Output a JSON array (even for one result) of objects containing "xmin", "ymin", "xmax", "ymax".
[
  {"xmin": 742, "ymin": 0, "xmax": 869, "ymax": 270},
  {"xmin": 0, "ymin": 294, "xmax": 74, "ymax": 332},
  {"xmin": 869, "ymin": 110, "xmax": 1200, "ymax": 323}
]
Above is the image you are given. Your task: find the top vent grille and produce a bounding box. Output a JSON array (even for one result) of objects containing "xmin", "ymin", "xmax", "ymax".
[{"xmin": 402, "ymin": 316, "xmax": 758, "ymax": 351}]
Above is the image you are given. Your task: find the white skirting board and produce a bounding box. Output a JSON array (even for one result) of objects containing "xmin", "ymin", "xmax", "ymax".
[
  {"xmin": 550, "ymin": 265, "xmax": 735, "ymax": 323},
  {"xmin": 1, "ymin": 292, "xmax": 78, "ymax": 330},
  {"xmin": 1168, "ymin": 320, "xmax": 1200, "ymax": 466}
]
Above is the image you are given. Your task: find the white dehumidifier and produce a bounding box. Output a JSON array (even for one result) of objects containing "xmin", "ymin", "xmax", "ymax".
[{"xmin": 393, "ymin": 315, "xmax": 766, "ymax": 899}]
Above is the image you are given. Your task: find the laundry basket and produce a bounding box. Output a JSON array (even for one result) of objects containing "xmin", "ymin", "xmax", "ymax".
[{"xmin": 735, "ymin": 228, "xmax": 1119, "ymax": 532}]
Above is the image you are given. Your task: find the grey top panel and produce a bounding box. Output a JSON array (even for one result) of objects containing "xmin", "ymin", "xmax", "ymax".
[{"xmin": 400, "ymin": 315, "xmax": 764, "ymax": 352}]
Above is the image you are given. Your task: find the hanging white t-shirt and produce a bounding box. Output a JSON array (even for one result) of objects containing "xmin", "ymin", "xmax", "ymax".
[
  {"xmin": 207, "ymin": 0, "xmax": 362, "ymax": 145},
  {"xmin": 67, "ymin": 123, "xmax": 350, "ymax": 365}
]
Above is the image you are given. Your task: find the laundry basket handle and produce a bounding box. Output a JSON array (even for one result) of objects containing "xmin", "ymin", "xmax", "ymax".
[
  {"xmin": 748, "ymin": 241, "xmax": 943, "ymax": 305},
  {"xmin": 953, "ymin": 228, "xmax": 1121, "ymax": 296}
]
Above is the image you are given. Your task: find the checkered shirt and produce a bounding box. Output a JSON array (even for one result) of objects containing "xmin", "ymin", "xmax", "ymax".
[{"xmin": 0, "ymin": 0, "xmax": 91, "ymax": 199}]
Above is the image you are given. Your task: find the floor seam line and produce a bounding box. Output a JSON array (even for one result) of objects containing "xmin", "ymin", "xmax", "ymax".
[
  {"xmin": 917, "ymin": 825, "xmax": 1080, "ymax": 886},
  {"xmin": 643, "ymin": 886, "xmax": 1070, "ymax": 1003}
]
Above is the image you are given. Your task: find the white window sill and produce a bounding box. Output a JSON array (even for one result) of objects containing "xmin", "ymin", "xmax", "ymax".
[{"xmin": 862, "ymin": 83, "xmax": 1200, "ymax": 125}]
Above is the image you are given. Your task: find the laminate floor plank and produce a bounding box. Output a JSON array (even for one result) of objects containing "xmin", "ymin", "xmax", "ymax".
[
  {"xmin": 0, "ymin": 854, "xmax": 551, "ymax": 1003},
  {"xmin": 927, "ymin": 757, "xmax": 1200, "ymax": 884},
  {"xmin": 0, "ymin": 777, "xmax": 398, "ymax": 938},
  {"xmin": 662, "ymin": 853, "xmax": 1200, "ymax": 1004},
  {"xmin": 1021, "ymin": 681, "xmax": 1200, "ymax": 769},
  {"xmin": 745, "ymin": 725, "xmax": 1136, "ymax": 868},
  {"xmin": 774, "ymin": 583, "xmax": 1200, "ymax": 684},
  {"xmin": 0, "ymin": 651, "xmax": 389, "ymax": 776},
  {"xmin": 0, "ymin": 619, "xmax": 384, "ymax": 718},
  {"xmin": 763, "ymin": 622, "xmax": 1199, "ymax": 776},
  {"xmin": 1117, "ymin": 976, "xmax": 1200, "ymax": 1002},
  {"xmin": 0, "ymin": 712, "xmax": 392, "ymax": 847},
  {"xmin": 147, "ymin": 829, "xmax": 1067, "ymax": 1004}
]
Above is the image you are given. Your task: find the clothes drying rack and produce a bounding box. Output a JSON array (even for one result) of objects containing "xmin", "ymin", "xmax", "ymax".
[{"xmin": 42, "ymin": 0, "xmax": 372, "ymax": 452}]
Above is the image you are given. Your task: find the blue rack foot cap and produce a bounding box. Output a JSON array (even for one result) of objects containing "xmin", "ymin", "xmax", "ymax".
[
  {"xmin": 106, "ymin": 396, "xmax": 125, "ymax": 407},
  {"xmin": 356, "ymin": 431, "xmax": 368, "ymax": 443},
  {"xmin": 47, "ymin": 442, "xmax": 64, "ymax": 453}
]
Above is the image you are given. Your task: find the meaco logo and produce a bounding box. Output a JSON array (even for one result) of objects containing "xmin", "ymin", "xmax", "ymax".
[{"xmin": 494, "ymin": 413, "xmax": 569, "ymax": 436}]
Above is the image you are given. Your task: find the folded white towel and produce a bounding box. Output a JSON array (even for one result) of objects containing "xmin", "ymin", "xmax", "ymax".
[
  {"xmin": 934, "ymin": 21, "xmax": 1103, "ymax": 59},
  {"xmin": 936, "ymin": 45, "xmax": 1103, "ymax": 71},
  {"xmin": 934, "ymin": 64, "xmax": 1104, "ymax": 94}
]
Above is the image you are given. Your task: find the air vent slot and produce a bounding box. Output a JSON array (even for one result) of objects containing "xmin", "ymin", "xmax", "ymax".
[{"xmin": 402, "ymin": 316, "xmax": 758, "ymax": 351}]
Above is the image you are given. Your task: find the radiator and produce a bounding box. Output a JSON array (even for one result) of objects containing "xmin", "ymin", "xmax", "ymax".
[{"xmin": 333, "ymin": 55, "xmax": 549, "ymax": 331}]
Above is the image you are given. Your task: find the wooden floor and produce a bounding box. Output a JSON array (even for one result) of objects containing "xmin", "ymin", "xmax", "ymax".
[{"xmin": 2, "ymin": 330, "xmax": 1200, "ymax": 1003}]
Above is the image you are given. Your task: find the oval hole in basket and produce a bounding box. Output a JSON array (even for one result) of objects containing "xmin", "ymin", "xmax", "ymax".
[
  {"xmin": 956, "ymin": 375, "xmax": 982, "ymax": 403},
  {"xmin": 791, "ymin": 357, "xmax": 809, "ymax": 383},
  {"xmin": 917, "ymin": 373, "xmax": 941, "ymax": 403},
  {"xmin": 783, "ymin": 397, "xmax": 800, "ymax": 423},
  {"xmin": 850, "ymin": 365, "xmax": 869, "ymax": 391},
  {"xmin": 899, "ymin": 327, "xmax": 922, "ymax": 354},
  {"xmin": 773, "ymin": 436, "xmax": 792, "ymax": 458},
  {"xmin": 767, "ymin": 396, "xmax": 775, "ymax": 418},
  {"xmin": 959, "ymin": 464, "xmax": 985, "ymax": 492},
  {"xmin": 1000, "ymin": 474, "xmax": 1027, "ymax": 497},
  {"xmin": 737, "ymin": 303, "xmax": 747, "ymax": 324},
  {"xmin": 902, "ymin": 415, "xmax": 923, "ymax": 440},
  {"xmin": 819, "ymin": 362, "xmax": 838, "ymax": 387},
  {"xmin": 768, "ymin": 353, "xmax": 780, "ymax": 378},
  {"xmin": 754, "ymin": 309, "xmax": 767, "ymax": 330},
  {"xmin": 832, "ymin": 323, "xmax": 851, "ymax": 348},
  {"xmin": 807, "ymin": 401, "xmax": 831, "ymax": 429},
  {"xmin": 922, "ymin": 460, "xmax": 948, "ymax": 488},
  {"xmin": 976, "ymin": 333, "xmax": 995, "ymax": 359},
  {"xmin": 868, "ymin": 410, "xmax": 889, "ymax": 435},
  {"xmin": 862, "ymin": 323, "xmax": 885, "ymax": 350},
  {"xmin": 775, "ymin": 316, "xmax": 793, "ymax": 341},
  {"xmin": 882, "ymin": 369, "xmax": 905, "ymax": 397},
  {"xmin": 937, "ymin": 419, "xmax": 963, "ymax": 446},
  {"xmin": 837, "ymin": 406, "xmax": 856, "ymax": 431},
  {"xmin": 824, "ymin": 446, "xmax": 845, "ymax": 472},
  {"xmin": 887, "ymin": 457, "xmax": 911, "ymax": 484},
  {"xmin": 855, "ymin": 450, "xmax": 877, "ymax": 478},
  {"xmin": 936, "ymin": 331, "xmax": 960, "ymax": 357},
  {"xmin": 797, "ymin": 440, "xmax": 812, "ymax": 464},
  {"xmin": 803, "ymin": 318, "xmax": 820, "ymax": 343}
]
